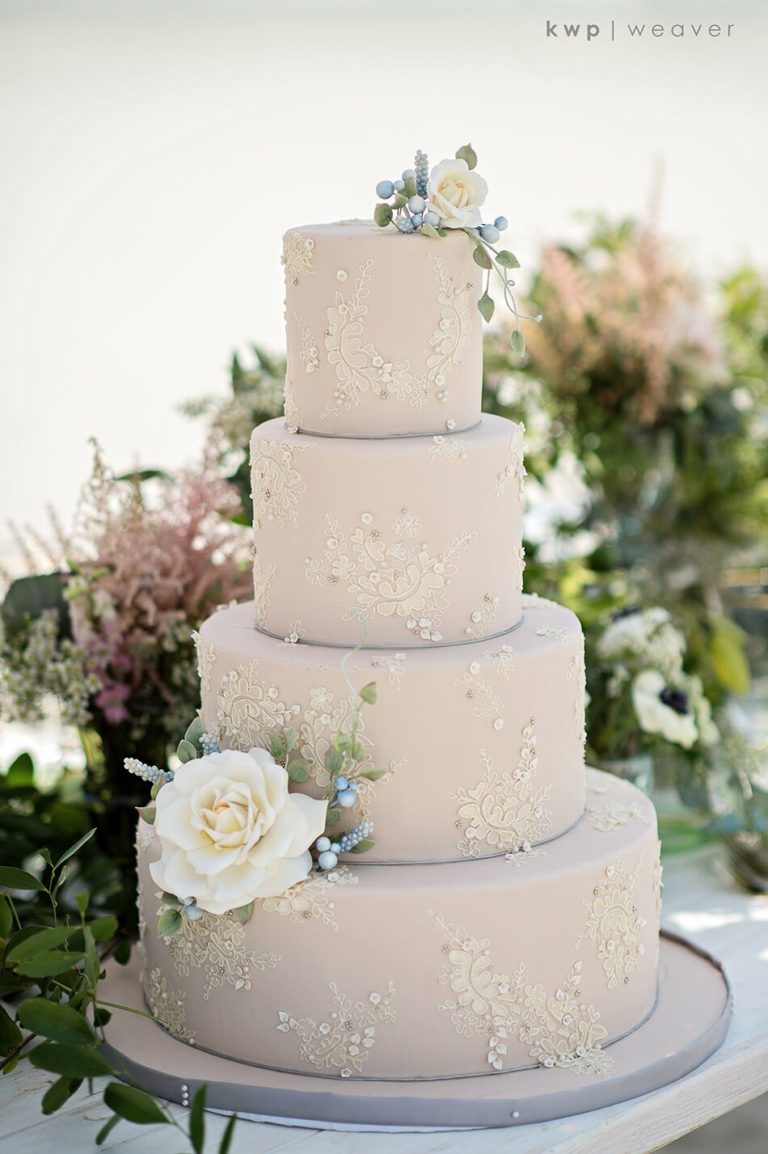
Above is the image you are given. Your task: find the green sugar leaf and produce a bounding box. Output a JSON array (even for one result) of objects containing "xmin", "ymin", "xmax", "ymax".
[
  {"xmin": 455, "ymin": 143, "xmax": 478, "ymax": 170},
  {"xmin": 473, "ymin": 246, "xmax": 493, "ymax": 270},
  {"xmin": 176, "ymin": 739, "xmax": 198, "ymax": 765},
  {"xmin": 348, "ymin": 838, "xmax": 375, "ymax": 854},
  {"xmin": 359, "ymin": 682, "xmax": 378, "ymax": 705},
  {"xmin": 478, "ymin": 293, "xmax": 495, "ymax": 323},
  {"xmin": 157, "ymin": 907, "xmax": 183, "ymax": 938},
  {"xmin": 287, "ymin": 759, "xmax": 310, "ymax": 783},
  {"xmin": 374, "ymin": 202, "xmax": 393, "ymax": 228},
  {"xmin": 510, "ymin": 329, "xmax": 526, "ymax": 356},
  {"xmin": 496, "ymin": 250, "xmax": 520, "ymax": 269}
]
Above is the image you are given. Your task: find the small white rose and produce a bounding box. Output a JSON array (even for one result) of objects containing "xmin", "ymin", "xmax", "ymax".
[
  {"xmin": 631, "ymin": 670, "xmax": 698, "ymax": 749},
  {"xmin": 427, "ymin": 157, "xmax": 488, "ymax": 230},
  {"xmin": 149, "ymin": 747, "xmax": 327, "ymax": 915}
]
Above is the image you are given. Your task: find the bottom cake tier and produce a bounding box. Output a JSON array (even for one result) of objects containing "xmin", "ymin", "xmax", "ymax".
[{"xmin": 137, "ymin": 769, "xmax": 661, "ymax": 1082}]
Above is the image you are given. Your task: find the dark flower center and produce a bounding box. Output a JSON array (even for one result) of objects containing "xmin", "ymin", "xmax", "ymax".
[
  {"xmin": 612, "ymin": 606, "xmax": 641, "ymax": 621},
  {"xmin": 659, "ymin": 687, "xmax": 689, "ymax": 715}
]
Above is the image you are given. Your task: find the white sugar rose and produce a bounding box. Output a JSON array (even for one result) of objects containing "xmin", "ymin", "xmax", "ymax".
[
  {"xmin": 149, "ymin": 748, "xmax": 327, "ymax": 916},
  {"xmin": 427, "ymin": 157, "xmax": 488, "ymax": 230},
  {"xmin": 631, "ymin": 670, "xmax": 698, "ymax": 749}
]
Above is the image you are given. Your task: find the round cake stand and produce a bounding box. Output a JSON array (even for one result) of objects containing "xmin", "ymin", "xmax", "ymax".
[{"xmin": 100, "ymin": 931, "xmax": 731, "ymax": 1132}]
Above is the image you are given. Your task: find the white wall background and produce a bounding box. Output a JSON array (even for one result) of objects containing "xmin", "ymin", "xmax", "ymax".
[{"xmin": 1, "ymin": 0, "xmax": 766, "ymax": 538}]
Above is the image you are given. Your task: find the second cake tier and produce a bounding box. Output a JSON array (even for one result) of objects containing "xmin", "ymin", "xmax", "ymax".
[
  {"xmin": 196, "ymin": 595, "xmax": 586, "ymax": 864},
  {"xmin": 251, "ymin": 414, "xmax": 525, "ymax": 647}
]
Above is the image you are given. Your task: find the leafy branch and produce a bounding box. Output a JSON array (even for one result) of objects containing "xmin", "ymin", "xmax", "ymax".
[{"xmin": 0, "ymin": 833, "xmax": 238, "ymax": 1151}]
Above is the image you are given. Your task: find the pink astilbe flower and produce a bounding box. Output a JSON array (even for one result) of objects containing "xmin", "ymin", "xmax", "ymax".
[
  {"xmin": 66, "ymin": 443, "xmax": 251, "ymax": 742},
  {"xmin": 524, "ymin": 219, "xmax": 727, "ymax": 426}
]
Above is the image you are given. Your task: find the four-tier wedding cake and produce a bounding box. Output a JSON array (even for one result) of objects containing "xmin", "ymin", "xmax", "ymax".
[{"xmin": 123, "ymin": 150, "xmax": 727, "ymax": 1128}]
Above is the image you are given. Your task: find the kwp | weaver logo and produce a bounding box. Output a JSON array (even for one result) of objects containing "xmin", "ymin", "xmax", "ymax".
[{"xmin": 545, "ymin": 20, "xmax": 735, "ymax": 41}]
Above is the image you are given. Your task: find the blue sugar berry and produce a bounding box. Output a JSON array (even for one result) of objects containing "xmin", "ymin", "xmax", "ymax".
[
  {"xmin": 480, "ymin": 224, "xmax": 500, "ymax": 244},
  {"xmin": 424, "ymin": 211, "xmax": 440, "ymax": 227},
  {"xmin": 337, "ymin": 788, "xmax": 357, "ymax": 808},
  {"xmin": 408, "ymin": 195, "xmax": 426, "ymax": 214},
  {"xmin": 410, "ymin": 213, "xmax": 423, "ymax": 228},
  {"xmin": 376, "ymin": 179, "xmax": 395, "ymax": 199},
  {"xmin": 393, "ymin": 179, "xmax": 405, "ymax": 191},
  {"xmin": 401, "ymin": 168, "xmax": 415, "ymax": 181},
  {"xmin": 334, "ymin": 775, "xmax": 349, "ymax": 791},
  {"xmin": 494, "ymin": 216, "xmax": 509, "ymax": 231},
  {"xmin": 318, "ymin": 850, "xmax": 339, "ymax": 871},
  {"xmin": 315, "ymin": 836, "xmax": 331, "ymax": 853}
]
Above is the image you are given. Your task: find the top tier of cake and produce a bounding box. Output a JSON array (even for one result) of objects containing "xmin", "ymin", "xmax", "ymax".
[{"xmin": 283, "ymin": 222, "xmax": 483, "ymax": 437}]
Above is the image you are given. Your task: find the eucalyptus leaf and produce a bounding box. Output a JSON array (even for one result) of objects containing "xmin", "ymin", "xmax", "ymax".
[
  {"xmin": 510, "ymin": 329, "xmax": 526, "ymax": 356},
  {"xmin": 350, "ymin": 742, "xmax": 366, "ymax": 762},
  {"xmin": 232, "ymin": 902, "xmax": 254, "ymax": 924},
  {"xmin": 83, "ymin": 925, "xmax": 100, "ymax": 989},
  {"xmin": 477, "ymin": 293, "xmax": 495, "ymax": 323},
  {"xmin": 104, "ymin": 1081, "xmax": 170, "ymax": 1125},
  {"xmin": 393, "ymin": 193, "xmax": 407, "ymax": 209},
  {"xmin": 495, "ymin": 250, "xmax": 520, "ymax": 269},
  {"xmin": 420, "ymin": 223, "xmax": 440, "ymax": 240},
  {"xmin": 0, "ymin": 894, "xmax": 13, "ymax": 938},
  {"xmin": 29, "ymin": 1041, "xmax": 113, "ymax": 1078},
  {"xmin": 0, "ymin": 1005, "xmax": 22, "ymax": 1055},
  {"xmin": 96, "ymin": 1115, "xmax": 121, "ymax": 1146},
  {"xmin": 157, "ymin": 907, "xmax": 183, "ymax": 938},
  {"xmin": 90, "ymin": 915, "xmax": 118, "ymax": 943},
  {"xmin": 18, "ymin": 998, "xmax": 94, "ymax": 1046},
  {"xmin": 269, "ymin": 734, "xmax": 285, "ymax": 760},
  {"xmin": 357, "ymin": 769, "xmax": 388, "ymax": 781},
  {"xmin": 287, "ymin": 760, "xmax": 310, "ymax": 784},
  {"xmin": 284, "ymin": 728, "xmax": 297, "ymax": 753},
  {"xmin": 455, "ymin": 143, "xmax": 478, "ymax": 170},
  {"xmin": 190, "ymin": 1085, "xmax": 207, "ymax": 1153},
  {"xmin": 15, "ymin": 951, "xmax": 86, "ymax": 979},
  {"xmin": 136, "ymin": 805, "xmax": 156, "ymax": 825},
  {"xmin": 150, "ymin": 776, "xmax": 165, "ymax": 800},
  {"xmin": 373, "ymin": 202, "xmax": 393, "ymax": 228},
  {"xmin": 176, "ymin": 739, "xmax": 198, "ymax": 764},
  {"xmin": 0, "ymin": 866, "xmax": 46, "ymax": 892},
  {"xmin": 54, "ymin": 827, "xmax": 97, "ymax": 870},
  {"xmin": 6, "ymin": 925, "xmax": 80, "ymax": 963},
  {"xmin": 42, "ymin": 1075, "xmax": 82, "ymax": 1116},
  {"xmin": 218, "ymin": 1113, "xmax": 238, "ymax": 1154},
  {"xmin": 325, "ymin": 807, "xmax": 342, "ymax": 828},
  {"xmin": 472, "ymin": 246, "xmax": 493, "ymax": 270}
]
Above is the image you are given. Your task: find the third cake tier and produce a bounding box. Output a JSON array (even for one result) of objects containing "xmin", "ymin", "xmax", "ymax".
[
  {"xmin": 196, "ymin": 595, "xmax": 585, "ymax": 863},
  {"xmin": 251, "ymin": 414, "xmax": 525, "ymax": 647}
]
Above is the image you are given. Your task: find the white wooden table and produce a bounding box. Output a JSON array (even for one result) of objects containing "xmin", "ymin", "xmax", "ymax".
[{"xmin": 1, "ymin": 847, "xmax": 766, "ymax": 1154}]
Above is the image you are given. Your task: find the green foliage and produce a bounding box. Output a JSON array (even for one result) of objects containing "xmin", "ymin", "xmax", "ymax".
[
  {"xmin": 0, "ymin": 831, "xmax": 239, "ymax": 1150},
  {"xmin": 455, "ymin": 142, "xmax": 478, "ymax": 170},
  {"xmin": 1, "ymin": 574, "xmax": 71, "ymax": 642}
]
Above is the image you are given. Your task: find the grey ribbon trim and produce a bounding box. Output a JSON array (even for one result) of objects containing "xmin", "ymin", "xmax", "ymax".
[
  {"xmin": 291, "ymin": 420, "xmax": 482, "ymax": 440},
  {"xmin": 254, "ymin": 617, "xmax": 524, "ymax": 651},
  {"xmin": 103, "ymin": 931, "xmax": 731, "ymax": 1130},
  {"xmin": 356, "ymin": 807, "xmax": 586, "ymax": 867}
]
